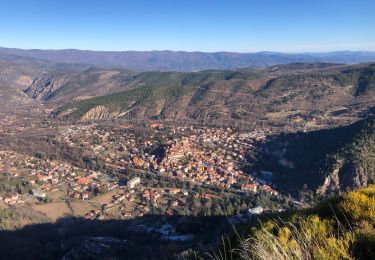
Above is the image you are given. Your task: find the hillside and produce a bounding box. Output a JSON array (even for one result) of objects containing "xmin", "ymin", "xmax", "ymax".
[
  {"xmin": 56, "ymin": 63, "xmax": 375, "ymax": 126},
  {"xmin": 24, "ymin": 67, "xmax": 135, "ymax": 103},
  {"xmin": 1, "ymin": 47, "xmax": 375, "ymax": 71},
  {"xmin": 56, "ymin": 70, "xmax": 269, "ymax": 121},
  {"xmin": 0, "ymin": 55, "xmax": 93, "ymax": 127},
  {"xmin": 253, "ymin": 117, "xmax": 375, "ymax": 198},
  {"xmin": 211, "ymin": 185, "xmax": 375, "ymax": 260}
]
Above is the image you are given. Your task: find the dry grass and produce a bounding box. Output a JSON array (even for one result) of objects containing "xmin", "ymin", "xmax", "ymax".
[
  {"xmin": 202, "ymin": 185, "xmax": 375, "ymax": 260},
  {"xmin": 70, "ymin": 201, "xmax": 96, "ymax": 217},
  {"xmin": 32, "ymin": 202, "xmax": 71, "ymax": 221}
]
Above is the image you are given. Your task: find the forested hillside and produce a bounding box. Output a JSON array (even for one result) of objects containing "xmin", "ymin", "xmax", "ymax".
[
  {"xmin": 56, "ymin": 64, "xmax": 375, "ymax": 127},
  {"xmin": 252, "ymin": 118, "xmax": 375, "ymax": 198}
]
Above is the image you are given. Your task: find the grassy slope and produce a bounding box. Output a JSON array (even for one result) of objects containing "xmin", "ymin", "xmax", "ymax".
[{"xmin": 212, "ymin": 185, "xmax": 375, "ymax": 260}]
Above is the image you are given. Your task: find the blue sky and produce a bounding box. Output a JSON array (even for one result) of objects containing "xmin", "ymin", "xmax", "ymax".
[{"xmin": 0, "ymin": 0, "xmax": 374, "ymax": 52}]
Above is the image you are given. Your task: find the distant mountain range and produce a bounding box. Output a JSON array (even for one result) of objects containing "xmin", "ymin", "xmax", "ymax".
[{"xmin": 1, "ymin": 47, "xmax": 375, "ymax": 71}]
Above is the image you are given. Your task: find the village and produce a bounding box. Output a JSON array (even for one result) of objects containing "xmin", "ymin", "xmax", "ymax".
[
  {"xmin": 57, "ymin": 123, "xmax": 281, "ymax": 194},
  {"xmin": 0, "ymin": 121, "xmax": 294, "ymax": 239}
]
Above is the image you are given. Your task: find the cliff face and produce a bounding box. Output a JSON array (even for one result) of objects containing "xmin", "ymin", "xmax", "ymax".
[
  {"xmin": 317, "ymin": 160, "xmax": 370, "ymax": 195},
  {"xmin": 24, "ymin": 73, "xmax": 74, "ymax": 101},
  {"xmin": 23, "ymin": 68, "xmax": 135, "ymax": 103}
]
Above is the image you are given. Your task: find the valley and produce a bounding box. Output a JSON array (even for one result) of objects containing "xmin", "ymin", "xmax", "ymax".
[{"xmin": 0, "ymin": 50, "xmax": 374, "ymax": 259}]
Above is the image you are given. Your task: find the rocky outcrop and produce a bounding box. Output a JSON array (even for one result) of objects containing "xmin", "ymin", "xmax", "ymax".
[
  {"xmin": 316, "ymin": 120, "xmax": 375, "ymax": 196},
  {"xmin": 317, "ymin": 160, "xmax": 368, "ymax": 195},
  {"xmin": 24, "ymin": 73, "xmax": 73, "ymax": 101},
  {"xmin": 81, "ymin": 106, "xmax": 111, "ymax": 121}
]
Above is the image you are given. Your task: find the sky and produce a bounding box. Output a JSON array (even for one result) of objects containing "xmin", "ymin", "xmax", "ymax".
[{"xmin": 0, "ymin": 0, "xmax": 374, "ymax": 52}]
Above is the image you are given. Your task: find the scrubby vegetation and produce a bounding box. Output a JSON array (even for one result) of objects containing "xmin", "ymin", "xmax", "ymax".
[
  {"xmin": 54, "ymin": 63, "xmax": 375, "ymax": 131},
  {"xmin": 0, "ymin": 207, "xmax": 49, "ymax": 230},
  {"xmin": 287, "ymin": 117, "xmax": 375, "ymax": 191},
  {"xmin": 58, "ymin": 70, "xmax": 264, "ymax": 120},
  {"xmin": 332, "ymin": 64, "xmax": 375, "ymax": 96},
  {"xmin": 209, "ymin": 185, "xmax": 375, "ymax": 260}
]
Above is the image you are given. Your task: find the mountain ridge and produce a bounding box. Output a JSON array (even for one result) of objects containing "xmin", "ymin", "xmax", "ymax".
[
  {"xmin": 55, "ymin": 63, "xmax": 375, "ymax": 126},
  {"xmin": 1, "ymin": 47, "xmax": 375, "ymax": 72}
]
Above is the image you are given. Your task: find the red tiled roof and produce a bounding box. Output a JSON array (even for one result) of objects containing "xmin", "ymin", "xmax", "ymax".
[{"xmin": 76, "ymin": 177, "xmax": 92, "ymax": 185}]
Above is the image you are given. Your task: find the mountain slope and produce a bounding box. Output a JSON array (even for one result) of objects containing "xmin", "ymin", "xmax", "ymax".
[
  {"xmin": 56, "ymin": 70, "xmax": 268, "ymax": 121},
  {"xmin": 292, "ymin": 117, "xmax": 375, "ymax": 195},
  {"xmin": 256, "ymin": 117, "xmax": 375, "ymax": 197},
  {"xmin": 56, "ymin": 64, "xmax": 375, "ymax": 124},
  {"xmin": 24, "ymin": 67, "xmax": 135, "ymax": 103}
]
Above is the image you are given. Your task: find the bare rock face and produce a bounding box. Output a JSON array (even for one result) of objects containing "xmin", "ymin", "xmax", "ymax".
[
  {"xmin": 317, "ymin": 161, "xmax": 369, "ymax": 195},
  {"xmin": 81, "ymin": 106, "xmax": 111, "ymax": 121},
  {"xmin": 24, "ymin": 73, "xmax": 73, "ymax": 101}
]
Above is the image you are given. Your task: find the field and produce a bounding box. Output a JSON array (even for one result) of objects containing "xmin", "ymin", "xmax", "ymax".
[
  {"xmin": 33, "ymin": 200, "xmax": 97, "ymax": 220},
  {"xmin": 33, "ymin": 202, "xmax": 71, "ymax": 221}
]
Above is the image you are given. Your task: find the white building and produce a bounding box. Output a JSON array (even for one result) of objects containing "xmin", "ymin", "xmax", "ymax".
[
  {"xmin": 127, "ymin": 177, "xmax": 141, "ymax": 189},
  {"xmin": 31, "ymin": 189, "xmax": 46, "ymax": 199},
  {"xmin": 247, "ymin": 206, "xmax": 264, "ymax": 216}
]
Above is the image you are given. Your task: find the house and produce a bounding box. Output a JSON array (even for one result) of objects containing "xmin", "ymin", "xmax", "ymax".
[
  {"xmin": 122, "ymin": 212, "xmax": 133, "ymax": 218},
  {"xmin": 247, "ymin": 206, "xmax": 264, "ymax": 216},
  {"xmin": 127, "ymin": 177, "xmax": 141, "ymax": 189},
  {"xmin": 170, "ymin": 200, "xmax": 179, "ymax": 207},
  {"xmin": 81, "ymin": 192, "xmax": 89, "ymax": 200},
  {"xmin": 4, "ymin": 194, "xmax": 19, "ymax": 205},
  {"xmin": 31, "ymin": 189, "xmax": 46, "ymax": 199},
  {"xmin": 166, "ymin": 188, "xmax": 181, "ymax": 195},
  {"xmin": 241, "ymin": 183, "xmax": 258, "ymax": 192},
  {"xmin": 149, "ymin": 123, "xmax": 163, "ymax": 129},
  {"xmin": 76, "ymin": 177, "xmax": 92, "ymax": 185}
]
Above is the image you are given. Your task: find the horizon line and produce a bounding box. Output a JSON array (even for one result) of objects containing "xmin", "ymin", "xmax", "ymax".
[{"xmin": 1, "ymin": 46, "xmax": 375, "ymax": 54}]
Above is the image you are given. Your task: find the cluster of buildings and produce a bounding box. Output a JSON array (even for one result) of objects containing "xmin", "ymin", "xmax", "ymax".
[
  {"xmin": 0, "ymin": 121, "xmax": 283, "ymax": 223},
  {"xmin": 58, "ymin": 124, "xmax": 279, "ymax": 196},
  {"xmin": 0, "ymin": 123, "xmax": 284, "ymax": 219},
  {"xmin": 83, "ymin": 179, "xmax": 191, "ymax": 220},
  {"xmin": 154, "ymin": 128, "xmax": 255, "ymax": 188},
  {"xmin": 1, "ymin": 194, "xmax": 23, "ymax": 205},
  {"xmin": 68, "ymin": 173, "xmax": 118, "ymax": 200},
  {"xmin": 0, "ymin": 150, "xmax": 119, "ymax": 207}
]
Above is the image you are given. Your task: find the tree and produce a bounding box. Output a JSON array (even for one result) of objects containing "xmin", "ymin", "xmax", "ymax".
[
  {"xmin": 225, "ymin": 203, "xmax": 234, "ymax": 215},
  {"xmin": 214, "ymin": 205, "xmax": 224, "ymax": 216},
  {"xmin": 204, "ymin": 207, "xmax": 212, "ymax": 216}
]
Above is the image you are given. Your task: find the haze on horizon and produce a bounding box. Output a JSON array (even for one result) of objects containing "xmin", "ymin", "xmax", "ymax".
[{"xmin": 0, "ymin": 0, "xmax": 374, "ymax": 53}]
